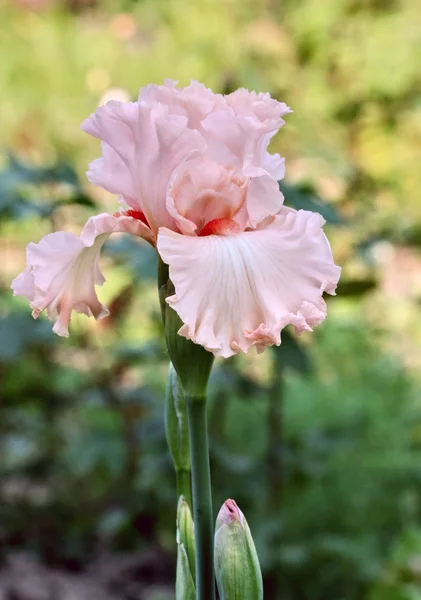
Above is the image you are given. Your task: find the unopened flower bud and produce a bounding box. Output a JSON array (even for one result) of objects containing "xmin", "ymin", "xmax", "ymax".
[
  {"xmin": 214, "ymin": 499, "xmax": 263, "ymax": 600},
  {"xmin": 176, "ymin": 495, "xmax": 196, "ymax": 600}
]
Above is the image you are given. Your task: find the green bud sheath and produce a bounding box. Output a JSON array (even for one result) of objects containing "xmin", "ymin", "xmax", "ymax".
[
  {"xmin": 158, "ymin": 258, "xmax": 214, "ymax": 399},
  {"xmin": 176, "ymin": 496, "xmax": 196, "ymax": 600},
  {"xmin": 214, "ymin": 500, "xmax": 263, "ymax": 600},
  {"xmin": 177, "ymin": 495, "xmax": 196, "ymax": 582},
  {"xmin": 165, "ymin": 364, "xmax": 192, "ymax": 505}
]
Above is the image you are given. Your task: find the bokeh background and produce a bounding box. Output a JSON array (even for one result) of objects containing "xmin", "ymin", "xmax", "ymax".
[{"xmin": 1, "ymin": 0, "xmax": 421, "ymax": 598}]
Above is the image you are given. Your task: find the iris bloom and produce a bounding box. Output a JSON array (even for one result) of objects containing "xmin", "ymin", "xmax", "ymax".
[{"xmin": 12, "ymin": 80, "xmax": 340, "ymax": 358}]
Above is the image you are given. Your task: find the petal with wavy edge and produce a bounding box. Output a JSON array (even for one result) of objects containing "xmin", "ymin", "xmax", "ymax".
[
  {"xmin": 166, "ymin": 159, "xmax": 248, "ymax": 235},
  {"xmin": 202, "ymin": 110, "xmax": 285, "ymax": 225},
  {"xmin": 157, "ymin": 208, "xmax": 341, "ymax": 358},
  {"xmin": 138, "ymin": 79, "xmax": 225, "ymax": 129},
  {"xmin": 11, "ymin": 213, "xmax": 153, "ymax": 337},
  {"xmin": 82, "ymin": 101, "xmax": 206, "ymax": 233}
]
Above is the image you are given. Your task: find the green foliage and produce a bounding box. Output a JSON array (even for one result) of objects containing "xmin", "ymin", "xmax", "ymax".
[{"xmin": 0, "ymin": 154, "xmax": 95, "ymax": 219}]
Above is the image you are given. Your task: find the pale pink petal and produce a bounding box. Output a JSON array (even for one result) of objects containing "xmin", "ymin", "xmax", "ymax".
[
  {"xmin": 137, "ymin": 105, "xmax": 206, "ymax": 232},
  {"xmin": 226, "ymin": 88, "xmax": 291, "ymax": 125},
  {"xmin": 11, "ymin": 213, "xmax": 153, "ymax": 337},
  {"xmin": 138, "ymin": 79, "xmax": 225, "ymax": 129},
  {"xmin": 261, "ymin": 152, "xmax": 286, "ymax": 181},
  {"xmin": 166, "ymin": 159, "xmax": 248, "ymax": 235},
  {"xmin": 87, "ymin": 142, "xmax": 138, "ymax": 209},
  {"xmin": 240, "ymin": 170, "xmax": 284, "ymax": 228},
  {"xmin": 202, "ymin": 94, "xmax": 290, "ymax": 175},
  {"xmin": 202, "ymin": 109, "xmax": 286, "ymax": 225},
  {"xmin": 157, "ymin": 208, "xmax": 341, "ymax": 358},
  {"xmin": 82, "ymin": 100, "xmax": 206, "ymax": 234},
  {"xmin": 82, "ymin": 101, "xmax": 140, "ymax": 209}
]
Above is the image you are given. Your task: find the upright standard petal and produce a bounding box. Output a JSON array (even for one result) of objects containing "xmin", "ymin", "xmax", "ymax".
[
  {"xmin": 157, "ymin": 208, "xmax": 341, "ymax": 358},
  {"xmin": 201, "ymin": 108, "xmax": 286, "ymax": 226},
  {"xmin": 82, "ymin": 100, "xmax": 206, "ymax": 234},
  {"xmin": 11, "ymin": 213, "xmax": 153, "ymax": 337},
  {"xmin": 82, "ymin": 100, "xmax": 140, "ymax": 210},
  {"xmin": 139, "ymin": 79, "xmax": 225, "ymax": 130},
  {"xmin": 202, "ymin": 87, "xmax": 291, "ymax": 179},
  {"xmin": 226, "ymin": 88, "xmax": 291, "ymax": 126}
]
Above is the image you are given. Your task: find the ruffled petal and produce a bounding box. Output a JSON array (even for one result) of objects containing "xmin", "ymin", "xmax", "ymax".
[
  {"xmin": 11, "ymin": 213, "xmax": 152, "ymax": 337},
  {"xmin": 157, "ymin": 208, "xmax": 341, "ymax": 358},
  {"xmin": 166, "ymin": 159, "xmax": 248, "ymax": 235},
  {"xmin": 138, "ymin": 79, "xmax": 225, "ymax": 129},
  {"xmin": 241, "ymin": 170, "xmax": 284, "ymax": 228},
  {"xmin": 202, "ymin": 109, "xmax": 286, "ymax": 225},
  {"xmin": 87, "ymin": 142, "xmax": 138, "ymax": 209},
  {"xmin": 82, "ymin": 100, "xmax": 140, "ymax": 209},
  {"xmin": 226, "ymin": 88, "xmax": 291, "ymax": 126},
  {"xmin": 82, "ymin": 100, "xmax": 206, "ymax": 234}
]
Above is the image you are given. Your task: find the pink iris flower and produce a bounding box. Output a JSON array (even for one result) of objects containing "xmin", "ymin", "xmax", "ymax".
[{"xmin": 11, "ymin": 80, "xmax": 341, "ymax": 358}]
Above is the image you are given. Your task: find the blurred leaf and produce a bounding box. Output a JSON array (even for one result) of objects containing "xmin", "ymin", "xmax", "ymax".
[
  {"xmin": 0, "ymin": 154, "xmax": 95, "ymax": 220},
  {"xmin": 0, "ymin": 312, "xmax": 56, "ymax": 362},
  {"xmin": 56, "ymin": 193, "xmax": 97, "ymax": 209},
  {"xmin": 113, "ymin": 342, "xmax": 164, "ymax": 365},
  {"xmin": 272, "ymin": 328, "xmax": 312, "ymax": 374},
  {"xmin": 336, "ymin": 278, "xmax": 377, "ymax": 296},
  {"xmin": 104, "ymin": 236, "xmax": 158, "ymax": 281},
  {"xmin": 280, "ymin": 183, "xmax": 343, "ymax": 224}
]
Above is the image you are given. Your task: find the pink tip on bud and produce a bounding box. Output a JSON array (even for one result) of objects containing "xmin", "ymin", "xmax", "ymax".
[{"xmin": 217, "ymin": 499, "xmax": 244, "ymax": 527}]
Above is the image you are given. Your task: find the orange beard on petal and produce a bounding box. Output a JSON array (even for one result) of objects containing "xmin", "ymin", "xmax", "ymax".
[{"xmin": 198, "ymin": 218, "xmax": 242, "ymax": 237}]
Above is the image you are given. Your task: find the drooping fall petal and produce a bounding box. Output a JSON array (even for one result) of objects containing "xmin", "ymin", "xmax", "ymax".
[
  {"xmin": 11, "ymin": 213, "xmax": 152, "ymax": 337},
  {"xmin": 157, "ymin": 208, "xmax": 341, "ymax": 358}
]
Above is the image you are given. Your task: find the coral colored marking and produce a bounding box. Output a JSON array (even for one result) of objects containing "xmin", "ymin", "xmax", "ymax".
[
  {"xmin": 114, "ymin": 209, "xmax": 150, "ymax": 227},
  {"xmin": 198, "ymin": 218, "xmax": 241, "ymax": 237}
]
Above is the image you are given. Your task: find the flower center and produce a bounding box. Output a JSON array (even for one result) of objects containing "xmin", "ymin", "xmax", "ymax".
[{"xmin": 198, "ymin": 218, "xmax": 242, "ymax": 237}]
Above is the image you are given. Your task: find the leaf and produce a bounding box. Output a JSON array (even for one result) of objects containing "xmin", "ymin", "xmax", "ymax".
[
  {"xmin": 336, "ymin": 278, "xmax": 377, "ymax": 296},
  {"xmin": 0, "ymin": 312, "xmax": 56, "ymax": 363},
  {"xmin": 272, "ymin": 328, "xmax": 312, "ymax": 374},
  {"xmin": 104, "ymin": 237, "xmax": 158, "ymax": 281},
  {"xmin": 280, "ymin": 183, "xmax": 343, "ymax": 224},
  {"xmin": 0, "ymin": 154, "xmax": 96, "ymax": 220}
]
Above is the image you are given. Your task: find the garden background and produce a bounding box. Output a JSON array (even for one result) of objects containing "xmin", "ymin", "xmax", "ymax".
[{"xmin": 1, "ymin": 0, "xmax": 421, "ymax": 598}]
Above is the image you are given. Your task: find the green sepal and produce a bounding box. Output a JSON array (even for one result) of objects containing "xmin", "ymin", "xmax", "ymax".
[
  {"xmin": 176, "ymin": 545, "xmax": 196, "ymax": 600},
  {"xmin": 158, "ymin": 258, "xmax": 214, "ymax": 399},
  {"xmin": 165, "ymin": 363, "xmax": 190, "ymax": 473},
  {"xmin": 176, "ymin": 495, "xmax": 196, "ymax": 600}
]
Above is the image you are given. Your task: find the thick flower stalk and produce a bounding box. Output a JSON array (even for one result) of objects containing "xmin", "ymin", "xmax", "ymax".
[{"xmin": 11, "ymin": 80, "xmax": 341, "ymax": 600}]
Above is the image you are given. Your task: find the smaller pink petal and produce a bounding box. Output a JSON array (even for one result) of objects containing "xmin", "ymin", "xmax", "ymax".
[
  {"xmin": 11, "ymin": 213, "xmax": 153, "ymax": 337},
  {"xmin": 241, "ymin": 170, "xmax": 284, "ymax": 228},
  {"xmin": 167, "ymin": 159, "xmax": 248, "ymax": 235}
]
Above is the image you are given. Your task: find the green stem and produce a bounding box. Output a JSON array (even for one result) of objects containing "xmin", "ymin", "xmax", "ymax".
[
  {"xmin": 176, "ymin": 468, "xmax": 192, "ymax": 508},
  {"xmin": 186, "ymin": 396, "xmax": 215, "ymax": 600}
]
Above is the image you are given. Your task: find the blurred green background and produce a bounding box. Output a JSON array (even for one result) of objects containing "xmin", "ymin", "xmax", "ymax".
[{"xmin": 1, "ymin": 0, "xmax": 421, "ymax": 598}]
